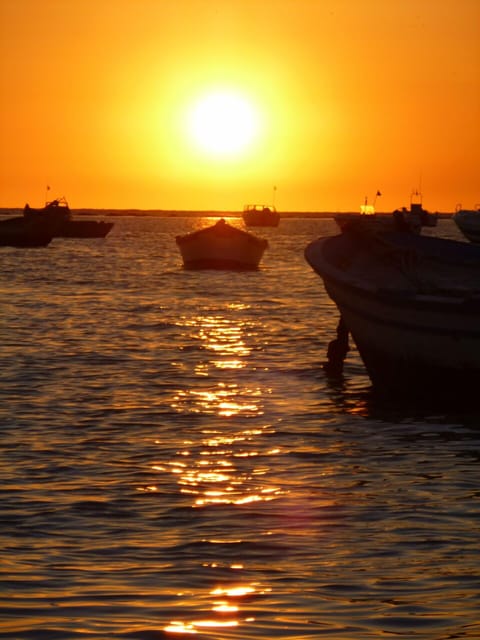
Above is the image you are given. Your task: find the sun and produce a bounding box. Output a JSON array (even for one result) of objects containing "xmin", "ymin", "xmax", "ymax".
[{"xmin": 187, "ymin": 90, "xmax": 260, "ymax": 158}]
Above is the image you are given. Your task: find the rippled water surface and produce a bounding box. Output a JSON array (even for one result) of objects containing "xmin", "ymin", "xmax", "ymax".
[{"xmin": 1, "ymin": 216, "xmax": 479, "ymax": 639}]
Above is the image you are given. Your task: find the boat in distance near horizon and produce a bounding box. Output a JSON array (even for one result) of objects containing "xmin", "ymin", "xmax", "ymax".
[
  {"xmin": 335, "ymin": 192, "xmax": 438, "ymax": 234},
  {"xmin": 305, "ymin": 224, "xmax": 480, "ymax": 399},
  {"xmin": 24, "ymin": 197, "xmax": 114, "ymax": 238},
  {"xmin": 453, "ymin": 205, "xmax": 480, "ymax": 243},
  {"xmin": 242, "ymin": 204, "xmax": 280, "ymax": 227},
  {"xmin": 176, "ymin": 218, "xmax": 268, "ymax": 270},
  {"xmin": 0, "ymin": 215, "xmax": 54, "ymax": 247}
]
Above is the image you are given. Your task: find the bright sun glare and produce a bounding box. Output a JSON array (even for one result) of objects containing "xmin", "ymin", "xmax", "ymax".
[{"xmin": 187, "ymin": 91, "xmax": 260, "ymax": 158}]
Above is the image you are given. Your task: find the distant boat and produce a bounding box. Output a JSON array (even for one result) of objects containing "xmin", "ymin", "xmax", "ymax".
[
  {"xmin": 335, "ymin": 191, "xmax": 438, "ymax": 233},
  {"xmin": 305, "ymin": 224, "xmax": 480, "ymax": 398},
  {"xmin": 242, "ymin": 204, "xmax": 280, "ymax": 227},
  {"xmin": 0, "ymin": 215, "xmax": 53, "ymax": 248},
  {"xmin": 334, "ymin": 211, "xmax": 379, "ymax": 232},
  {"xmin": 334, "ymin": 193, "xmax": 379, "ymax": 230},
  {"xmin": 176, "ymin": 218, "xmax": 268, "ymax": 270},
  {"xmin": 392, "ymin": 191, "xmax": 438, "ymax": 232},
  {"xmin": 453, "ymin": 205, "xmax": 480, "ymax": 243},
  {"xmin": 23, "ymin": 197, "xmax": 113, "ymax": 238}
]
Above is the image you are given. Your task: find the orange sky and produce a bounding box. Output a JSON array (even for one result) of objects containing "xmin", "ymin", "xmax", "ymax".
[{"xmin": 1, "ymin": 0, "xmax": 479, "ymax": 212}]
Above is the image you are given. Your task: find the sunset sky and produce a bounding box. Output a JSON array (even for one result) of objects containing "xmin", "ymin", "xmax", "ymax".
[{"xmin": 1, "ymin": 0, "xmax": 479, "ymax": 212}]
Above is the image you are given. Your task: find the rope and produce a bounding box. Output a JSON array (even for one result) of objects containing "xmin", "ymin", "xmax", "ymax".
[{"xmin": 323, "ymin": 316, "xmax": 349, "ymax": 376}]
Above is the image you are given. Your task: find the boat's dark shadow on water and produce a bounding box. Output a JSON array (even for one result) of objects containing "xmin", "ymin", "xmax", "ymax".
[{"xmin": 324, "ymin": 371, "xmax": 480, "ymax": 427}]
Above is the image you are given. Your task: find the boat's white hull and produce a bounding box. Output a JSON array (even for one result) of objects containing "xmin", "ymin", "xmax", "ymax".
[
  {"xmin": 305, "ymin": 231, "xmax": 480, "ymax": 397},
  {"xmin": 325, "ymin": 276, "xmax": 480, "ymax": 394},
  {"xmin": 176, "ymin": 219, "xmax": 268, "ymax": 270}
]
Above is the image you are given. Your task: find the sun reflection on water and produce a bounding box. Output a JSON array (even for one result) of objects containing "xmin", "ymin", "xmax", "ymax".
[
  {"xmin": 172, "ymin": 311, "xmax": 272, "ymax": 417},
  {"xmin": 164, "ymin": 582, "xmax": 271, "ymax": 635},
  {"xmin": 154, "ymin": 420, "xmax": 281, "ymax": 635},
  {"xmin": 180, "ymin": 311, "xmax": 253, "ymax": 363},
  {"xmin": 171, "ymin": 442, "xmax": 283, "ymax": 507},
  {"xmin": 160, "ymin": 310, "xmax": 281, "ymax": 635},
  {"xmin": 173, "ymin": 385, "xmax": 262, "ymax": 417}
]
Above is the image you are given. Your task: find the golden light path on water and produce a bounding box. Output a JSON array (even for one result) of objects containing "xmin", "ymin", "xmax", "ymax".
[
  {"xmin": 172, "ymin": 309, "xmax": 264, "ymax": 417},
  {"xmin": 164, "ymin": 584, "xmax": 271, "ymax": 635},
  {"xmin": 145, "ymin": 311, "xmax": 283, "ymax": 635},
  {"xmin": 184, "ymin": 307, "xmax": 252, "ymax": 373}
]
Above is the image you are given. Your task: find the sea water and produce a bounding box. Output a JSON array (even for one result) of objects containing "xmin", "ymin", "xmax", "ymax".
[{"xmin": 0, "ymin": 216, "xmax": 479, "ymax": 639}]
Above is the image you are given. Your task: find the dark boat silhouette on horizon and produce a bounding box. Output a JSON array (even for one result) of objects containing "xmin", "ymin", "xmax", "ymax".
[
  {"xmin": 242, "ymin": 204, "xmax": 280, "ymax": 227},
  {"xmin": 23, "ymin": 197, "xmax": 113, "ymax": 238}
]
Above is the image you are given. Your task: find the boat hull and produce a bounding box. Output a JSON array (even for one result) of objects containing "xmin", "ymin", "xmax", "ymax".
[
  {"xmin": 305, "ymin": 231, "xmax": 480, "ymax": 398},
  {"xmin": 24, "ymin": 200, "xmax": 113, "ymax": 238},
  {"xmin": 56, "ymin": 220, "xmax": 114, "ymax": 238},
  {"xmin": 325, "ymin": 276, "xmax": 480, "ymax": 396},
  {"xmin": 242, "ymin": 212, "xmax": 280, "ymax": 227},
  {"xmin": 176, "ymin": 219, "xmax": 268, "ymax": 270},
  {"xmin": 335, "ymin": 207, "xmax": 437, "ymax": 234},
  {"xmin": 334, "ymin": 213, "xmax": 395, "ymax": 233},
  {"xmin": 453, "ymin": 209, "xmax": 480, "ymax": 243},
  {"xmin": 0, "ymin": 216, "xmax": 53, "ymax": 247}
]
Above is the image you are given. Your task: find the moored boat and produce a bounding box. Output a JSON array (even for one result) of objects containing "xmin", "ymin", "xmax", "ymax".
[
  {"xmin": 0, "ymin": 216, "xmax": 54, "ymax": 247},
  {"xmin": 335, "ymin": 191, "xmax": 438, "ymax": 234},
  {"xmin": 392, "ymin": 191, "xmax": 438, "ymax": 232},
  {"xmin": 176, "ymin": 218, "xmax": 268, "ymax": 270},
  {"xmin": 335, "ymin": 192, "xmax": 381, "ymax": 230},
  {"xmin": 23, "ymin": 198, "xmax": 113, "ymax": 238},
  {"xmin": 453, "ymin": 205, "xmax": 480, "ymax": 243},
  {"xmin": 242, "ymin": 204, "xmax": 280, "ymax": 227},
  {"xmin": 334, "ymin": 211, "xmax": 382, "ymax": 232},
  {"xmin": 305, "ymin": 224, "xmax": 480, "ymax": 398}
]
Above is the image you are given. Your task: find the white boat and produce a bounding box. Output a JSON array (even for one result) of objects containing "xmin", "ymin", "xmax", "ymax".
[
  {"xmin": 176, "ymin": 218, "xmax": 268, "ymax": 270},
  {"xmin": 453, "ymin": 206, "xmax": 480, "ymax": 243},
  {"xmin": 305, "ymin": 225, "xmax": 480, "ymax": 398},
  {"xmin": 242, "ymin": 204, "xmax": 280, "ymax": 227}
]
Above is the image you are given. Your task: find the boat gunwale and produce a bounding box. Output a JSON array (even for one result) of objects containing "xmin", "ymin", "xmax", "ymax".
[{"xmin": 305, "ymin": 234, "xmax": 480, "ymax": 310}]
